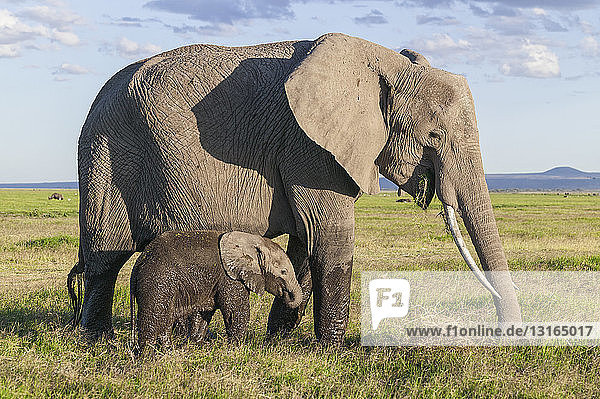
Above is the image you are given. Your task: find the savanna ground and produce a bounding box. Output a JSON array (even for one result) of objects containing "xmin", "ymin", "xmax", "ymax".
[{"xmin": 0, "ymin": 189, "xmax": 599, "ymax": 398}]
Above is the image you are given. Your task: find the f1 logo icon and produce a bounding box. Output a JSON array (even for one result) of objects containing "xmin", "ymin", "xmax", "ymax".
[{"xmin": 369, "ymin": 279, "xmax": 410, "ymax": 330}]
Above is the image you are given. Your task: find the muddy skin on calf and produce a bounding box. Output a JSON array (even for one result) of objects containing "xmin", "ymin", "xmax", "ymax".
[{"xmin": 130, "ymin": 230, "xmax": 302, "ymax": 352}]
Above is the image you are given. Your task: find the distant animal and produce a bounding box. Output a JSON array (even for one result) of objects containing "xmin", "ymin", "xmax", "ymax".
[
  {"xmin": 396, "ymin": 198, "xmax": 412, "ymax": 203},
  {"xmin": 130, "ymin": 230, "xmax": 302, "ymax": 351},
  {"xmin": 48, "ymin": 193, "xmax": 63, "ymax": 200}
]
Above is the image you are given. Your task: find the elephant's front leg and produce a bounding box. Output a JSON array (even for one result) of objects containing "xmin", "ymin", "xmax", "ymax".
[
  {"xmin": 218, "ymin": 283, "xmax": 250, "ymax": 342},
  {"xmin": 310, "ymin": 224, "xmax": 354, "ymax": 346},
  {"xmin": 267, "ymin": 235, "xmax": 312, "ymax": 335}
]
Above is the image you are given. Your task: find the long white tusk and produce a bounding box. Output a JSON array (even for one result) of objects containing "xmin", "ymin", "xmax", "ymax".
[{"xmin": 443, "ymin": 204, "xmax": 502, "ymax": 299}]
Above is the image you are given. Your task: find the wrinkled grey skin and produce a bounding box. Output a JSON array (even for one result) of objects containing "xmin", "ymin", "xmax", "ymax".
[
  {"xmin": 130, "ymin": 230, "xmax": 301, "ymax": 351},
  {"xmin": 69, "ymin": 33, "xmax": 521, "ymax": 346}
]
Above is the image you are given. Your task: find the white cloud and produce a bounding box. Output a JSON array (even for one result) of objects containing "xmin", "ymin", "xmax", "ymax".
[
  {"xmin": 18, "ymin": 5, "xmax": 83, "ymax": 29},
  {"xmin": 412, "ymin": 33, "xmax": 471, "ymax": 52},
  {"xmin": 0, "ymin": 7, "xmax": 81, "ymax": 55},
  {"xmin": 55, "ymin": 63, "xmax": 90, "ymax": 75},
  {"xmin": 50, "ymin": 29, "xmax": 79, "ymax": 46},
  {"xmin": 581, "ymin": 36, "xmax": 599, "ymax": 57},
  {"xmin": 0, "ymin": 9, "xmax": 47, "ymax": 44},
  {"xmin": 532, "ymin": 8, "xmax": 546, "ymax": 15},
  {"xmin": 163, "ymin": 22, "xmax": 238, "ymax": 36},
  {"xmin": 52, "ymin": 62, "xmax": 91, "ymax": 81},
  {"xmin": 485, "ymin": 15, "xmax": 536, "ymax": 36},
  {"xmin": 408, "ymin": 33, "xmax": 471, "ymax": 59},
  {"xmin": 0, "ymin": 43, "xmax": 18, "ymax": 57},
  {"xmin": 112, "ymin": 37, "xmax": 161, "ymax": 59},
  {"xmin": 408, "ymin": 27, "xmax": 563, "ymax": 80},
  {"xmin": 416, "ymin": 15, "xmax": 460, "ymax": 25},
  {"xmin": 500, "ymin": 42, "xmax": 560, "ymax": 78}
]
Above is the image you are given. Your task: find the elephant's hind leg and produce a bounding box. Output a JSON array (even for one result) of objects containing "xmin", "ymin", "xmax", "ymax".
[
  {"xmin": 80, "ymin": 251, "xmax": 132, "ymax": 341},
  {"xmin": 267, "ymin": 235, "xmax": 312, "ymax": 336},
  {"xmin": 188, "ymin": 310, "xmax": 215, "ymax": 343}
]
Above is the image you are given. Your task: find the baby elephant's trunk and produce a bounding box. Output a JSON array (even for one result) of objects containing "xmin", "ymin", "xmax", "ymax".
[{"xmin": 283, "ymin": 279, "xmax": 302, "ymax": 309}]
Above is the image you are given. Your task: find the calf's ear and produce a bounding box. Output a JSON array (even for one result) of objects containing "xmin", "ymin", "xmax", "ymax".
[{"xmin": 219, "ymin": 231, "xmax": 265, "ymax": 294}]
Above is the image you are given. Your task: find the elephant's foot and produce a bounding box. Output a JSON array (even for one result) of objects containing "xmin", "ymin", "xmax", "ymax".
[
  {"xmin": 190, "ymin": 328, "xmax": 216, "ymax": 343},
  {"xmin": 314, "ymin": 317, "xmax": 348, "ymax": 347},
  {"xmin": 80, "ymin": 326, "xmax": 115, "ymax": 344},
  {"xmin": 313, "ymin": 284, "xmax": 350, "ymax": 347},
  {"xmin": 80, "ymin": 309, "xmax": 115, "ymax": 344}
]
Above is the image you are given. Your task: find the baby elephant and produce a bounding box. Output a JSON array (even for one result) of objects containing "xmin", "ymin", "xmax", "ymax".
[{"xmin": 130, "ymin": 230, "xmax": 302, "ymax": 351}]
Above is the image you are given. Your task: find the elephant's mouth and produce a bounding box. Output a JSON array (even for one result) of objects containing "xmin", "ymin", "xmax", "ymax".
[
  {"xmin": 414, "ymin": 170, "xmax": 435, "ymax": 209},
  {"xmin": 399, "ymin": 168, "xmax": 435, "ymax": 210}
]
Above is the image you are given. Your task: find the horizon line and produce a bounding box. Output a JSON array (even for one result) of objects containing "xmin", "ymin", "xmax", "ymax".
[{"xmin": 2, "ymin": 166, "xmax": 599, "ymax": 185}]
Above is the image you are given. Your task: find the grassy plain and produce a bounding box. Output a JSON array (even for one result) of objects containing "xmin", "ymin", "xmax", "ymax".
[{"xmin": 0, "ymin": 189, "xmax": 598, "ymax": 397}]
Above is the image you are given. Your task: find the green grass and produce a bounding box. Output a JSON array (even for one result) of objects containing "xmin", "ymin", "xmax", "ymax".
[
  {"xmin": 0, "ymin": 189, "xmax": 78, "ymax": 218},
  {"xmin": 20, "ymin": 235, "xmax": 79, "ymax": 250},
  {"xmin": 0, "ymin": 189, "xmax": 599, "ymax": 397}
]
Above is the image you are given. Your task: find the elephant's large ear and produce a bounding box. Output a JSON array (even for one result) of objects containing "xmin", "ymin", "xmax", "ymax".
[
  {"xmin": 285, "ymin": 33, "xmax": 392, "ymax": 195},
  {"xmin": 399, "ymin": 49, "xmax": 431, "ymax": 67},
  {"xmin": 219, "ymin": 232, "xmax": 265, "ymax": 294}
]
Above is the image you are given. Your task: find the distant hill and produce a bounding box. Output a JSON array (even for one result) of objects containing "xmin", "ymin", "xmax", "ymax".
[
  {"xmin": 0, "ymin": 181, "xmax": 78, "ymax": 189},
  {"xmin": 380, "ymin": 167, "xmax": 600, "ymax": 192},
  {"xmin": 539, "ymin": 167, "xmax": 592, "ymax": 178},
  {"xmin": 486, "ymin": 167, "xmax": 600, "ymax": 191}
]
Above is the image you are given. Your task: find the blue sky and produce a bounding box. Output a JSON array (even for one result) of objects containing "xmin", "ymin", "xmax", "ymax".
[{"xmin": 1, "ymin": 0, "xmax": 599, "ymax": 182}]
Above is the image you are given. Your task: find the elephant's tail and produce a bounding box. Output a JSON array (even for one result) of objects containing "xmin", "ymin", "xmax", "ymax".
[
  {"xmin": 67, "ymin": 259, "xmax": 84, "ymax": 327},
  {"xmin": 129, "ymin": 270, "xmax": 138, "ymax": 355}
]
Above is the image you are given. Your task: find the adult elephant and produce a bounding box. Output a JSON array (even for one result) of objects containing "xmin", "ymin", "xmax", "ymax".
[{"xmin": 68, "ymin": 33, "xmax": 521, "ymax": 345}]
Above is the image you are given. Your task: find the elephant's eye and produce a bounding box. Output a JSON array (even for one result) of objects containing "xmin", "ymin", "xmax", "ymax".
[
  {"xmin": 429, "ymin": 131, "xmax": 442, "ymax": 140},
  {"xmin": 281, "ymin": 269, "xmax": 287, "ymax": 276}
]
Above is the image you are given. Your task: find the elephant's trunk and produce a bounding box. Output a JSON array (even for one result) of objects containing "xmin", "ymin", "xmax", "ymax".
[
  {"xmin": 283, "ymin": 279, "xmax": 303, "ymax": 309},
  {"xmin": 454, "ymin": 180, "xmax": 522, "ymax": 323}
]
